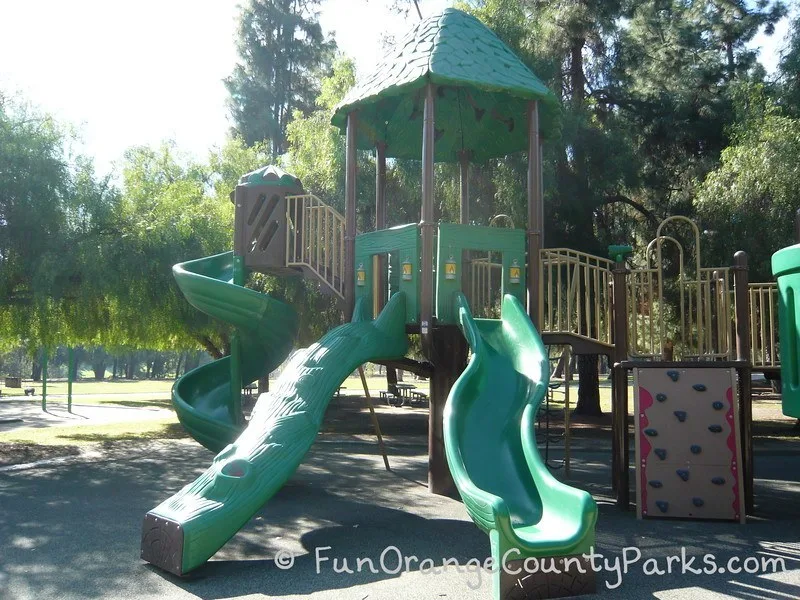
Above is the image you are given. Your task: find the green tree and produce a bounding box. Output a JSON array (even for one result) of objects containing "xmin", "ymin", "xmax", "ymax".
[
  {"xmin": 697, "ymin": 104, "xmax": 800, "ymax": 281},
  {"xmin": 225, "ymin": 0, "xmax": 336, "ymax": 153}
]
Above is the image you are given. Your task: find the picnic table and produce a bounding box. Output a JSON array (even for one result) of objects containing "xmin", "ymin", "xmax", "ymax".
[{"xmin": 380, "ymin": 383, "xmax": 428, "ymax": 407}]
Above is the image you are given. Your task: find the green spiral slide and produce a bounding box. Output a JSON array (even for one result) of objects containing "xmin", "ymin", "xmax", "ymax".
[
  {"xmin": 141, "ymin": 252, "xmax": 409, "ymax": 576},
  {"xmin": 168, "ymin": 251, "xmax": 299, "ymax": 452},
  {"xmin": 444, "ymin": 292, "xmax": 597, "ymax": 598}
]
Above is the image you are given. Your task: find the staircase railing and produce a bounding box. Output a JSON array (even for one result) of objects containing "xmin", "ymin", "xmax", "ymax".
[
  {"xmin": 285, "ymin": 194, "xmax": 345, "ymax": 300},
  {"xmin": 539, "ymin": 248, "xmax": 614, "ymax": 346}
]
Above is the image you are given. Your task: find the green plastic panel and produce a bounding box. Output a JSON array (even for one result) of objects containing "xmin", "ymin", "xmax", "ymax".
[
  {"xmin": 330, "ymin": 8, "xmax": 558, "ymax": 162},
  {"xmin": 144, "ymin": 288, "xmax": 409, "ymax": 575},
  {"xmin": 238, "ymin": 164, "xmax": 302, "ymax": 188},
  {"xmin": 772, "ymin": 244, "xmax": 800, "ymax": 418},
  {"xmin": 443, "ymin": 293, "xmax": 597, "ymax": 599},
  {"xmin": 436, "ymin": 223, "xmax": 526, "ymax": 324},
  {"xmin": 355, "ymin": 224, "xmax": 420, "ymax": 324},
  {"xmin": 170, "ymin": 251, "xmax": 299, "ymax": 451}
]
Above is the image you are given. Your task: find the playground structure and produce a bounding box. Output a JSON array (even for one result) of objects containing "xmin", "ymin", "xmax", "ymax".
[
  {"xmin": 139, "ymin": 8, "xmax": 792, "ymax": 599},
  {"xmin": 633, "ymin": 365, "xmax": 745, "ymax": 522}
]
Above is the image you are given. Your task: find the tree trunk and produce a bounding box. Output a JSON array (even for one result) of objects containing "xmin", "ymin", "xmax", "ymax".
[
  {"xmin": 112, "ymin": 358, "xmax": 118, "ymax": 378},
  {"xmin": 175, "ymin": 353, "xmax": 184, "ymax": 379},
  {"xmin": 92, "ymin": 359, "xmax": 106, "ymax": 381},
  {"xmin": 386, "ymin": 366, "xmax": 398, "ymax": 395},
  {"xmin": 184, "ymin": 352, "xmax": 201, "ymax": 373},
  {"xmin": 574, "ymin": 353, "xmax": 603, "ymax": 416},
  {"xmin": 31, "ymin": 357, "xmax": 42, "ymax": 382}
]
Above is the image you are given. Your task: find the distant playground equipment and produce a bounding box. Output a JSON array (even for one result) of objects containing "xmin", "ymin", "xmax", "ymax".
[{"xmin": 142, "ymin": 8, "xmax": 785, "ymax": 598}]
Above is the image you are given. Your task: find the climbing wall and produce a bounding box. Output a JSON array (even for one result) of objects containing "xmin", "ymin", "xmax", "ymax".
[{"xmin": 634, "ymin": 367, "xmax": 745, "ymax": 523}]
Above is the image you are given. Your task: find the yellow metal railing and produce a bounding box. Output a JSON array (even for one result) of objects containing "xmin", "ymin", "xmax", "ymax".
[
  {"xmin": 748, "ymin": 282, "xmax": 779, "ymax": 368},
  {"xmin": 285, "ymin": 194, "xmax": 345, "ymax": 300},
  {"xmin": 539, "ymin": 248, "xmax": 613, "ymax": 346}
]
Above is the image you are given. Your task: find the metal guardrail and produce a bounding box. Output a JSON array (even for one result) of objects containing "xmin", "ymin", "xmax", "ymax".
[{"xmin": 285, "ymin": 194, "xmax": 345, "ymax": 300}]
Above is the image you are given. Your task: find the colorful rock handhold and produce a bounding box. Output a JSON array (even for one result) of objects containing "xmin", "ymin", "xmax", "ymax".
[
  {"xmin": 656, "ymin": 393, "xmax": 667, "ymax": 402},
  {"xmin": 654, "ymin": 448, "xmax": 667, "ymax": 460},
  {"xmin": 649, "ymin": 480, "xmax": 663, "ymax": 488},
  {"xmin": 711, "ymin": 477, "xmax": 726, "ymax": 485},
  {"xmin": 645, "ymin": 428, "xmax": 658, "ymax": 437},
  {"xmin": 712, "ymin": 401, "xmax": 724, "ymax": 410},
  {"xmin": 692, "ymin": 497, "xmax": 704, "ymax": 507},
  {"xmin": 676, "ymin": 469, "xmax": 690, "ymax": 482},
  {"xmin": 708, "ymin": 424, "xmax": 723, "ymax": 433},
  {"xmin": 693, "ymin": 383, "xmax": 707, "ymax": 392},
  {"xmin": 674, "ymin": 410, "xmax": 687, "ymax": 422},
  {"xmin": 667, "ymin": 370, "xmax": 680, "ymax": 382},
  {"xmin": 656, "ymin": 500, "xmax": 669, "ymax": 513},
  {"xmin": 690, "ymin": 445, "xmax": 702, "ymax": 454}
]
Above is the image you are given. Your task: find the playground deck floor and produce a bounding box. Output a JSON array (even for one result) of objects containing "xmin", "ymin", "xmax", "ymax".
[{"xmin": 0, "ymin": 432, "xmax": 799, "ymax": 600}]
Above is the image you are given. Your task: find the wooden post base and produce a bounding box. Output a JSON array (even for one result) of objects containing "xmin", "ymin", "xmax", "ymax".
[{"xmin": 499, "ymin": 555, "xmax": 596, "ymax": 600}]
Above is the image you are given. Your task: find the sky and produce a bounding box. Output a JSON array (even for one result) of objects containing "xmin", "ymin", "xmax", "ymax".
[{"xmin": 0, "ymin": 0, "xmax": 792, "ymax": 179}]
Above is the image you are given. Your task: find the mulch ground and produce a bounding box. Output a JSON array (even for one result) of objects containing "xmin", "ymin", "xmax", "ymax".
[{"xmin": 0, "ymin": 443, "xmax": 81, "ymax": 467}]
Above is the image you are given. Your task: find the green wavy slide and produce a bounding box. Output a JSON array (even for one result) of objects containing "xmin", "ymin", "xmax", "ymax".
[
  {"xmin": 444, "ymin": 292, "xmax": 597, "ymax": 599},
  {"xmin": 141, "ymin": 252, "xmax": 409, "ymax": 576}
]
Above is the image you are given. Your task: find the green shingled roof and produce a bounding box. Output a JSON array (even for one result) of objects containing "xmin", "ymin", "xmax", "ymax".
[{"xmin": 331, "ymin": 8, "xmax": 558, "ymax": 162}]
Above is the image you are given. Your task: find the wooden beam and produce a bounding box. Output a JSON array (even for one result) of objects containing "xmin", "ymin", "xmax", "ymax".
[
  {"xmin": 344, "ymin": 112, "xmax": 358, "ymax": 321},
  {"xmin": 458, "ymin": 150, "xmax": 470, "ymax": 224},
  {"xmin": 527, "ymin": 100, "xmax": 542, "ymax": 327},
  {"xmin": 376, "ymin": 142, "xmax": 387, "ymax": 310},
  {"xmin": 420, "ymin": 83, "xmax": 435, "ymax": 352}
]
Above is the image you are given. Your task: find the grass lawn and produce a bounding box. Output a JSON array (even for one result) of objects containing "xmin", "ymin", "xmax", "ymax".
[
  {"xmin": 5, "ymin": 378, "xmax": 176, "ymax": 396},
  {"xmin": 0, "ymin": 416, "xmax": 186, "ymax": 447}
]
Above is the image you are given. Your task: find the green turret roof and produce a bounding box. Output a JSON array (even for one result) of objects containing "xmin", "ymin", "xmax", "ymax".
[{"xmin": 331, "ymin": 8, "xmax": 557, "ymax": 162}]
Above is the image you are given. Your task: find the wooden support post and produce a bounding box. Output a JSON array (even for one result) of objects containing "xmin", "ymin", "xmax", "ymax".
[
  {"xmin": 459, "ymin": 149, "xmax": 471, "ymax": 305},
  {"xmin": 420, "ymin": 83, "xmax": 436, "ymax": 355},
  {"xmin": 458, "ymin": 150, "xmax": 470, "ymax": 225},
  {"xmin": 526, "ymin": 101, "xmax": 542, "ymax": 328},
  {"xmin": 230, "ymin": 254, "xmax": 245, "ymax": 425},
  {"xmin": 376, "ymin": 142, "xmax": 387, "ymax": 310},
  {"xmin": 429, "ymin": 327, "xmax": 466, "ymax": 496},
  {"xmin": 611, "ymin": 259, "xmax": 630, "ymax": 509},
  {"xmin": 733, "ymin": 250, "xmax": 754, "ymax": 514},
  {"xmin": 564, "ymin": 346, "xmax": 571, "ymax": 478},
  {"xmin": 359, "ymin": 366, "xmax": 390, "ymax": 471},
  {"xmin": 345, "ymin": 112, "xmax": 358, "ymax": 321}
]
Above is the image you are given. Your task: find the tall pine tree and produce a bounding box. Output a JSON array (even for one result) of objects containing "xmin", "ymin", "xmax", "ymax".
[{"xmin": 225, "ymin": 0, "xmax": 336, "ymax": 153}]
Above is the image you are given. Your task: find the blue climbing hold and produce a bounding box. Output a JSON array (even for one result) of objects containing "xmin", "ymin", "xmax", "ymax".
[
  {"xmin": 708, "ymin": 424, "xmax": 723, "ymax": 433},
  {"xmin": 676, "ymin": 469, "xmax": 690, "ymax": 482},
  {"xmin": 667, "ymin": 371, "xmax": 680, "ymax": 382},
  {"xmin": 690, "ymin": 445, "xmax": 702, "ymax": 454},
  {"xmin": 654, "ymin": 448, "xmax": 667, "ymax": 460},
  {"xmin": 674, "ymin": 410, "xmax": 687, "ymax": 422},
  {"xmin": 649, "ymin": 480, "xmax": 663, "ymax": 488},
  {"xmin": 656, "ymin": 500, "xmax": 669, "ymax": 513},
  {"xmin": 656, "ymin": 393, "xmax": 667, "ymax": 402},
  {"xmin": 693, "ymin": 383, "xmax": 707, "ymax": 392},
  {"xmin": 712, "ymin": 401, "xmax": 724, "ymax": 410},
  {"xmin": 645, "ymin": 428, "xmax": 658, "ymax": 437},
  {"xmin": 692, "ymin": 497, "xmax": 704, "ymax": 507},
  {"xmin": 712, "ymin": 477, "xmax": 726, "ymax": 485}
]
